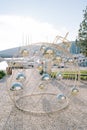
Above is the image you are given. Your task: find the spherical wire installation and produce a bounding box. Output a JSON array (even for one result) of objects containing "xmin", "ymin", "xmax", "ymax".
[{"xmin": 6, "ymin": 34, "xmax": 80, "ymax": 115}]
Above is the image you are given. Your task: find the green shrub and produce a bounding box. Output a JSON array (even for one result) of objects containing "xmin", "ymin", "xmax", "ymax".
[
  {"xmin": 0, "ymin": 70, "xmax": 6, "ymax": 79},
  {"xmin": 80, "ymin": 70, "xmax": 87, "ymax": 80},
  {"xmin": 62, "ymin": 70, "xmax": 87, "ymax": 80},
  {"xmin": 50, "ymin": 72, "xmax": 57, "ymax": 78}
]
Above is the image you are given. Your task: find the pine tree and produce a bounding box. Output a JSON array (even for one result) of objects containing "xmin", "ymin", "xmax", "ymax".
[{"xmin": 77, "ymin": 6, "xmax": 87, "ymax": 57}]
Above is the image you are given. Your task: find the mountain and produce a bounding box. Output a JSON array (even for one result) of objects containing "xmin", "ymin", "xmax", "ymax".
[
  {"xmin": 0, "ymin": 41, "xmax": 80, "ymax": 58},
  {"xmin": 0, "ymin": 44, "xmax": 40, "ymax": 58},
  {"xmin": 0, "ymin": 47, "xmax": 20, "ymax": 58}
]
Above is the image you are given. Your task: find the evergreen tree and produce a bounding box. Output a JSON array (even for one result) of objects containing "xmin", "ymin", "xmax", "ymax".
[{"xmin": 76, "ymin": 6, "xmax": 87, "ymax": 57}]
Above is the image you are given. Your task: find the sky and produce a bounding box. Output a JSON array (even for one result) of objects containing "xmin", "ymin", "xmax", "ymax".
[{"xmin": 0, "ymin": 0, "xmax": 87, "ymax": 50}]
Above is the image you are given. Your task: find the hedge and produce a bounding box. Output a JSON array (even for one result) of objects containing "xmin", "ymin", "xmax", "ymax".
[{"xmin": 50, "ymin": 70, "xmax": 87, "ymax": 80}]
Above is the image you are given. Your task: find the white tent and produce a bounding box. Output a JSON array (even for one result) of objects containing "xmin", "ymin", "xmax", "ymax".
[{"xmin": 0, "ymin": 61, "xmax": 8, "ymax": 70}]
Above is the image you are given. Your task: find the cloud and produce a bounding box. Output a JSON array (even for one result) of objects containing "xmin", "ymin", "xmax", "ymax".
[{"xmin": 0, "ymin": 15, "xmax": 71, "ymax": 50}]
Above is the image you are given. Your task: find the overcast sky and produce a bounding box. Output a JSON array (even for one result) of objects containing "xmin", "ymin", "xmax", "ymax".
[{"xmin": 0, "ymin": 0, "xmax": 86, "ymax": 50}]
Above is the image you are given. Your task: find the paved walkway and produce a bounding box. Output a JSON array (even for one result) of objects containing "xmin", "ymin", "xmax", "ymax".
[{"xmin": 0, "ymin": 72, "xmax": 87, "ymax": 130}]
